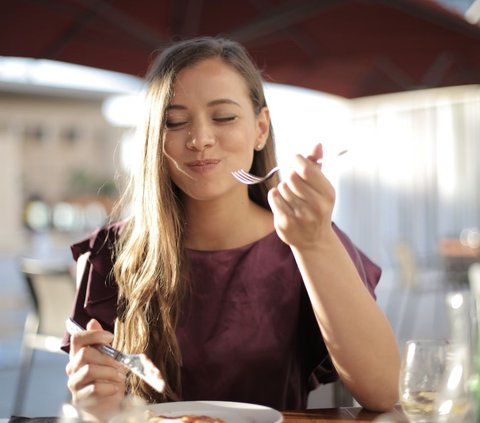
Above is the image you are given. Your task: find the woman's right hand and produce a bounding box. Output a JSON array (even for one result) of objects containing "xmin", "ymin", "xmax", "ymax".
[{"xmin": 66, "ymin": 318, "xmax": 127, "ymax": 421}]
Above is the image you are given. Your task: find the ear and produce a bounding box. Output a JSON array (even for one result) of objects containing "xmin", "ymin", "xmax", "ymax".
[{"xmin": 254, "ymin": 107, "xmax": 270, "ymax": 151}]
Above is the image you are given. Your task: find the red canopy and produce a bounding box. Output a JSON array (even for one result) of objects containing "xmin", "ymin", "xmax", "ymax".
[{"xmin": 2, "ymin": 0, "xmax": 480, "ymax": 98}]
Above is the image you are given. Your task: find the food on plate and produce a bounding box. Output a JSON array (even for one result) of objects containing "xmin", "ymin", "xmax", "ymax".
[{"xmin": 146, "ymin": 410, "xmax": 225, "ymax": 423}]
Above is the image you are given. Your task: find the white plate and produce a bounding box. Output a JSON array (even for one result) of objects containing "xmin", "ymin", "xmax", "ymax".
[{"xmin": 148, "ymin": 400, "xmax": 283, "ymax": 423}]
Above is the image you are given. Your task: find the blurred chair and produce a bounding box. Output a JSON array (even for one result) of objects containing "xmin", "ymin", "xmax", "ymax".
[
  {"xmin": 13, "ymin": 257, "xmax": 76, "ymax": 415},
  {"xmin": 332, "ymin": 380, "xmax": 354, "ymax": 407},
  {"xmin": 469, "ymin": 263, "xmax": 480, "ymax": 289},
  {"xmin": 388, "ymin": 240, "xmax": 449, "ymax": 342},
  {"xmin": 469, "ymin": 262, "xmax": 480, "ymax": 333},
  {"xmin": 308, "ymin": 379, "xmax": 354, "ymax": 408}
]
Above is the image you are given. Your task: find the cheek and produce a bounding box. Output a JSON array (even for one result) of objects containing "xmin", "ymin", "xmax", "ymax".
[
  {"xmin": 164, "ymin": 159, "xmax": 187, "ymax": 195},
  {"xmin": 222, "ymin": 125, "xmax": 257, "ymax": 153},
  {"xmin": 163, "ymin": 135, "xmax": 186, "ymax": 170},
  {"xmin": 164, "ymin": 153, "xmax": 182, "ymax": 182},
  {"xmin": 164, "ymin": 157, "xmax": 176, "ymax": 178},
  {"xmin": 162, "ymin": 140, "xmax": 183, "ymax": 180},
  {"xmin": 163, "ymin": 135, "xmax": 180, "ymax": 156}
]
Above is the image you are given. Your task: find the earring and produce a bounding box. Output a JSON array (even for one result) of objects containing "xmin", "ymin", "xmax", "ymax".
[{"xmin": 255, "ymin": 143, "xmax": 264, "ymax": 151}]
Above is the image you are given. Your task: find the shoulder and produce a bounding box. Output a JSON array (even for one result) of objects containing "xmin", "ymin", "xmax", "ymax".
[
  {"xmin": 70, "ymin": 219, "xmax": 128, "ymax": 282},
  {"xmin": 71, "ymin": 219, "xmax": 126, "ymax": 261}
]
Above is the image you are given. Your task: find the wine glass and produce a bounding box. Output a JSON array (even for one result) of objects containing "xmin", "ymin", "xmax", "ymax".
[
  {"xmin": 59, "ymin": 396, "xmax": 149, "ymax": 423},
  {"xmin": 399, "ymin": 339, "xmax": 449, "ymax": 422},
  {"xmin": 436, "ymin": 291, "xmax": 475, "ymax": 422}
]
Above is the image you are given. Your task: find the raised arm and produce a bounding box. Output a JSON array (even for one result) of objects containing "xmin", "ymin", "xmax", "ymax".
[{"xmin": 267, "ymin": 144, "xmax": 400, "ymax": 411}]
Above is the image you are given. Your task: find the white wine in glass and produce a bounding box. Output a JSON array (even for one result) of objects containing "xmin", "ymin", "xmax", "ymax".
[{"xmin": 399, "ymin": 339, "xmax": 449, "ymax": 422}]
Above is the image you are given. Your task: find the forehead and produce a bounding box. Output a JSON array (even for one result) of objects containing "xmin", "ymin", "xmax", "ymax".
[{"xmin": 171, "ymin": 58, "xmax": 250, "ymax": 103}]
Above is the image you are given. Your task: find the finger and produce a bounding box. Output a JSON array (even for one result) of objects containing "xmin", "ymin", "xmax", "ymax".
[
  {"xmin": 282, "ymin": 180, "xmax": 323, "ymax": 223},
  {"xmin": 69, "ymin": 362, "xmax": 126, "ymax": 391},
  {"xmin": 277, "ymin": 180, "xmax": 299, "ymax": 206},
  {"xmin": 86, "ymin": 318, "xmax": 104, "ymax": 331},
  {"xmin": 72, "ymin": 380, "xmax": 122, "ymax": 403},
  {"xmin": 293, "ymin": 154, "xmax": 322, "ymax": 181},
  {"xmin": 68, "ymin": 361, "xmax": 126, "ymax": 401},
  {"xmin": 285, "ymin": 172, "xmax": 335, "ymax": 219},
  {"xmin": 306, "ymin": 143, "xmax": 324, "ymax": 163},
  {"xmin": 291, "ymin": 154, "xmax": 335, "ymax": 199},
  {"xmin": 276, "ymin": 180, "xmax": 312, "ymax": 221},
  {"xmin": 281, "ymin": 171, "xmax": 317, "ymax": 204},
  {"xmin": 268, "ymin": 187, "xmax": 294, "ymax": 220},
  {"xmin": 70, "ymin": 321, "xmax": 114, "ymax": 358},
  {"xmin": 70, "ymin": 331, "xmax": 114, "ymax": 358},
  {"xmin": 68, "ymin": 344, "xmax": 123, "ymax": 376}
]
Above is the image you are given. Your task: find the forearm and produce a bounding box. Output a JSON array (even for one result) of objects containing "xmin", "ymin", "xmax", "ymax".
[{"xmin": 291, "ymin": 230, "xmax": 400, "ymax": 411}]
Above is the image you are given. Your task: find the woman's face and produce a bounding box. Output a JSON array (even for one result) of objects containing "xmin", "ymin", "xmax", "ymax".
[{"xmin": 163, "ymin": 57, "xmax": 269, "ymax": 202}]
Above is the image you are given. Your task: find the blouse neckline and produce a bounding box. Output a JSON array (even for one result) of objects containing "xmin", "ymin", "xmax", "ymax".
[{"xmin": 186, "ymin": 230, "xmax": 278, "ymax": 254}]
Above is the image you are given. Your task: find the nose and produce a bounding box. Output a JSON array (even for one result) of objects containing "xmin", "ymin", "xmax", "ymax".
[{"xmin": 186, "ymin": 119, "xmax": 215, "ymax": 151}]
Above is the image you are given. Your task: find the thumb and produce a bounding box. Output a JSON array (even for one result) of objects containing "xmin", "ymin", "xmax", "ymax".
[
  {"xmin": 306, "ymin": 143, "xmax": 323, "ymax": 163},
  {"xmin": 86, "ymin": 318, "xmax": 104, "ymax": 331}
]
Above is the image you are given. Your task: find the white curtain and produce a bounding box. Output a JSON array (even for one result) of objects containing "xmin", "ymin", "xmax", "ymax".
[{"xmin": 333, "ymin": 85, "xmax": 480, "ymax": 269}]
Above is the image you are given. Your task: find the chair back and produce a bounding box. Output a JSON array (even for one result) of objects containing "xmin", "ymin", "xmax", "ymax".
[
  {"xmin": 394, "ymin": 241, "xmax": 417, "ymax": 289},
  {"xmin": 469, "ymin": 263, "xmax": 480, "ymax": 302},
  {"xmin": 20, "ymin": 257, "xmax": 76, "ymax": 339},
  {"xmin": 13, "ymin": 257, "xmax": 76, "ymax": 414}
]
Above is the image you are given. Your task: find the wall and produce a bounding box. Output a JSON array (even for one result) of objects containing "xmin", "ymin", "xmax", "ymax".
[{"xmin": 0, "ymin": 92, "xmax": 125, "ymax": 253}]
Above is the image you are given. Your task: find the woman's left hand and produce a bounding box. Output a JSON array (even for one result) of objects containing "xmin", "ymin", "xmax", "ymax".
[{"xmin": 267, "ymin": 143, "xmax": 336, "ymax": 249}]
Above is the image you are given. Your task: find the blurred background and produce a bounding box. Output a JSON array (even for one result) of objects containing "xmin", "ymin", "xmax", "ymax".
[{"xmin": 1, "ymin": 0, "xmax": 480, "ymax": 417}]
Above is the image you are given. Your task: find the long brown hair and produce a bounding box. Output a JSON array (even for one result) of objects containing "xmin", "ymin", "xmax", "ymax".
[{"xmin": 112, "ymin": 36, "xmax": 279, "ymax": 402}]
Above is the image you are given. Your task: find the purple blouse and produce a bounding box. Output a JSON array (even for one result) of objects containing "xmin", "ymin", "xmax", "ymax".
[{"xmin": 61, "ymin": 221, "xmax": 381, "ymax": 410}]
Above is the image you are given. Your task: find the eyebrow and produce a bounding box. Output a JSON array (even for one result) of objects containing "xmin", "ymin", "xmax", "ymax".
[
  {"xmin": 208, "ymin": 98, "xmax": 241, "ymax": 107},
  {"xmin": 166, "ymin": 98, "xmax": 241, "ymax": 110}
]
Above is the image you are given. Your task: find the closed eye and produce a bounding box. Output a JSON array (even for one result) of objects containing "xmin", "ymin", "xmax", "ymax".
[
  {"xmin": 213, "ymin": 116, "xmax": 237, "ymax": 123},
  {"xmin": 165, "ymin": 120, "xmax": 189, "ymax": 129}
]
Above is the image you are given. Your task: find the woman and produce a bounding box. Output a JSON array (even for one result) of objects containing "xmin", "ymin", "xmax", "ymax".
[{"xmin": 63, "ymin": 36, "xmax": 400, "ymax": 420}]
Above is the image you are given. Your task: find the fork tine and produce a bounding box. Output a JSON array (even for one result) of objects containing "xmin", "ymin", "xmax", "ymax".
[
  {"xmin": 237, "ymin": 171, "xmax": 262, "ymax": 183},
  {"xmin": 232, "ymin": 170, "xmax": 263, "ymax": 184},
  {"xmin": 241, "ymin": 171, "xmax": 263, "ymax": 183},
  {"xmin": 232, "ymin": 168, "xmax": 277, "ymax": 184},
  {"xmin": 231, "ymin": 172, "xmax": 252, "ymax": 184}
]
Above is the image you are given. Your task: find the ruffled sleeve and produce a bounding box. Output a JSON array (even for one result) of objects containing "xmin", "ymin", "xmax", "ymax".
[
  {"xmin": 332, "ymin": 222, "xmax": 381, "ymax": 298},
  {"xmin": 60, "ymin": 221, "xmax": 125, "ymax": 353}
]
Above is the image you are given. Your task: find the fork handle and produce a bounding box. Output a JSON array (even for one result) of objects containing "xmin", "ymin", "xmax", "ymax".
[
  {"xmin": 65, "ymin": 318, "xmax": 122, "ymax": 360},
  {"xmin": 96, "ymin": 344, "xmax": 122, "ymax": 360},
  {"xmin": 315, "ymin": 148, "xmax": 348, "ymax": 163}
]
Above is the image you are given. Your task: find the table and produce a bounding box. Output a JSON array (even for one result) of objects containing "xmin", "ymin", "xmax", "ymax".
[
  {"xmin": 3, "ymin": 407, "xmax": 407, "ymax": 423},
  {"xmin": 439, "ymin": 239, "xmax": 480, "ymax": 258},
  {"xmin": 439, "ymin": 239, "xmax": 480, "ymax": 285},
  {"xmin": 283, "ymin": 407, "xmax": 406, "ymax": 422}
]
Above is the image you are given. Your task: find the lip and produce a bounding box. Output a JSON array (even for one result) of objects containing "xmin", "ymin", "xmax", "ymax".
[{"xmin": 186, "ymin": 159, "xmax": 221, "ymax": 173}]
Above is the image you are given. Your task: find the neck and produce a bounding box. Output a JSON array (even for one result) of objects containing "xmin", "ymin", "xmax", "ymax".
[{"xmin": 183, "ymin": 191, "xmax": 274, "ymax": 251}]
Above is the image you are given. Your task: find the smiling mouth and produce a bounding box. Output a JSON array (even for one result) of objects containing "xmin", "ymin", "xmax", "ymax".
[{"xmin": 186, "ymin": 159, "xmax": 220, "ymax": 172}]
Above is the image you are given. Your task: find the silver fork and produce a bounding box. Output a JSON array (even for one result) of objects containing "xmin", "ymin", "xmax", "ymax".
[
  {"xmin": 66, "ymin": 318, "xmax": 165, "ymax": 393},
  {"xmin": 232, "ymin": 149, "xmax": 348, "ymax": 185}
]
